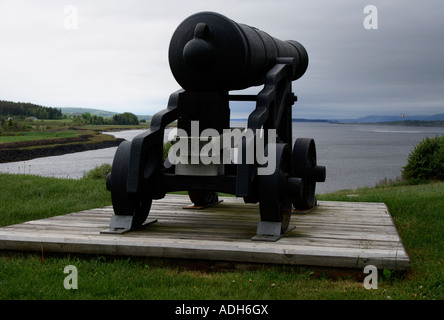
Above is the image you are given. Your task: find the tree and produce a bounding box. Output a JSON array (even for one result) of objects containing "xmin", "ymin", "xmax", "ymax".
[
  {"xmin": 112, "ymin": 112, "xmax": 139, "ymax": 125},
  {"xmin": 0, "ymin": 100, "xmax": 62, "ymax": 119},
  {"xmin": 81, "ymin": 112, "xmax": 92, "ymax": 123}
]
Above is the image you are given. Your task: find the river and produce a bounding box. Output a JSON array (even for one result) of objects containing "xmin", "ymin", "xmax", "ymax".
[{"xmin": 1, "ymin": 123, "xmax": 443, "ymax": 194}]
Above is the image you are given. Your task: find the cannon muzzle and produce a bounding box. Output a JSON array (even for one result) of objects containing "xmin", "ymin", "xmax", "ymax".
[{"xmin": 169, "ymin": 11, "xmax": 308, "ymax": 91}]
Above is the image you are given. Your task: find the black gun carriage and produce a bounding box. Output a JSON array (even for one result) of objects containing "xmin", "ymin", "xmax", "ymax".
[{"xmin": 104, "ymin": 12, "xmax": 326, "ymax": 241}]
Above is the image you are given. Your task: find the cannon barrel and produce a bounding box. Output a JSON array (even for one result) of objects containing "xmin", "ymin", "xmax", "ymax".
[{"xmin": 168, "ymin": 11, "xmax": 308, "ymax": 91}]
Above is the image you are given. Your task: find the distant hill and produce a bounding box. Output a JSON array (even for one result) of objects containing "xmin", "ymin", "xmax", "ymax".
[
  {"xmin": 292, "ymin": 118, "xmax": 330, "ymax": 123},
  {"xmin": 236, "ymin": 114, "xmax": 444, "ymax": 123},
  {"xmin": 137, "ymin": 114, "xmax": 153, "ymax": 122},
  {"xmin": 61, "ymin": 107, "xmax": 152, "ymax": 121},
  {"xmin": 61, "ymin": 107, "xmax": 118, "ymax": 118},
  {"xmin": 336, "ymin": 114, "xmax": 444, "ymax": 123}
]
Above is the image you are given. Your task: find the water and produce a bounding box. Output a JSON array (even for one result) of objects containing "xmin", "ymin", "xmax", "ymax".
[
  {"xmin": 1, "ymin": 123, "xmax": 444, "ymax": 194},
  {"xmin": 0, "ymin": 130, "xmax": 170, "ymax": 180},
  {"xmin": 291, "ymin": 123, "xmax": 444, "ymax": 193}
]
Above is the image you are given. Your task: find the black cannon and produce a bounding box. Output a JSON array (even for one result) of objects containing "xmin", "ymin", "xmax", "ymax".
[{"xmin": 104, "ymin": 12, "xmax": 326, "ymax": 241}]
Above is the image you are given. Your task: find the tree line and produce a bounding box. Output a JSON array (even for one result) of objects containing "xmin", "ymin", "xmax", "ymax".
[
  {"xmin": 0, "ymin": 100, "xmax": 140, "ymax": 125},
  {"xmin": 74, "ymin": 112, "xmax": 139, "ymax": 125},
  {"xmin": 0, "ymin": 100, "xmax": 62, "ymax": 119}
]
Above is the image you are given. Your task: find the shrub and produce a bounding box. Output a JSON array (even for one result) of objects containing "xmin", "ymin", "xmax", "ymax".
[
  {"xmin": 112, "ymin": 112, "xmax": 139, "ymax": 125},
  {"xmin": 83, "ymin": 163, "xmax": 112, "ymax": 180},
  {"xmin": 402, "ymin": 135, "xmax": 444, "ymax": 181}
]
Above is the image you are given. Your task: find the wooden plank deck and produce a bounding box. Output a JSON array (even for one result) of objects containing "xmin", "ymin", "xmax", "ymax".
[{"xmin": 0, "ymin": 194, "xmax": 409, "ymax": 270}]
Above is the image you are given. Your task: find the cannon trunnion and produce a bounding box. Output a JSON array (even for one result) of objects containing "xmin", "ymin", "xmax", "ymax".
[{"xmin": 104, "ymin": 12, "xmax": 326, "ymax": 241}]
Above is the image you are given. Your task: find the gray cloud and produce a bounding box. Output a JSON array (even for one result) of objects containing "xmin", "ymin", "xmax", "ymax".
[{"xmin": 0, "ymin": 0, "xmax": 443, "ymax": 119}]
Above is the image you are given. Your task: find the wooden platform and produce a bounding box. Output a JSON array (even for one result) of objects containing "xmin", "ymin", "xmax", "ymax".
[{"xmin": 0, "ymin": 194, "xmax": 409, "ymax": 270}]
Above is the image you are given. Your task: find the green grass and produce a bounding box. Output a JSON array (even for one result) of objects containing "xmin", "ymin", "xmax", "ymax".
[
  {"xmin": 0, "ymin": 131, "xmax": 80, "ymax": 144},
  {"xmin": 0, "ymin": 173, "xmax": 442, "ymax": 300},
  {"xmin": 0, "ymin": 118, "xmax": 150, "ymax": 146},
  {"xmin": 0, "ymin": 174, "xmax": 111, "ymax": 227},
  {"xmin": 319, "ymin": 182, "xmax": 444, "ymax": 299}
]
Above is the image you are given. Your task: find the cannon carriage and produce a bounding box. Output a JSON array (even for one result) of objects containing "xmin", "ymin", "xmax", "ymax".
[{"xmin": 105, "ymin": 12, "xmax": 325, "ymax": 241}]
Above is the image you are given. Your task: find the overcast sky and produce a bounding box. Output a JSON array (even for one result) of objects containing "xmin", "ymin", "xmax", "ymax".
[{"xmin": 1, "ymin": 0, "xmax": 443, "ymax": 119}]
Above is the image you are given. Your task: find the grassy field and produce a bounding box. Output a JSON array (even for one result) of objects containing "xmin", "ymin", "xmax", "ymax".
[
  {"xmin": 0, "ymin": 173, "xmax": 442, "ymax": 300},
  {"xmin": 0, "ymin": 119, "xmax": 150, "ymax": 147},
  {"xmin": 0, "ymin": 130, "xmax": 80, "ymax": 144}
]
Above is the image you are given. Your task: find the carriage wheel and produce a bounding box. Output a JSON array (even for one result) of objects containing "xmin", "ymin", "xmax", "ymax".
[
  {"xmin": 107, "ymin": 141, "xmax": 152, "ymax": 230},
  {"xmin": 258, "ymin": 143, "xmax": 292, "ymax": 234},
  {"xmin": 292, "ymin": 138, "xmax": 326, "ymax": 210}
]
